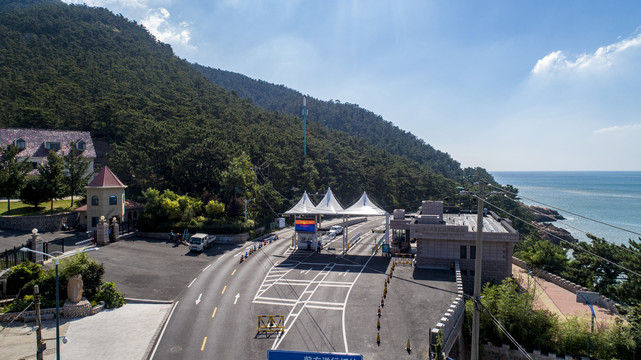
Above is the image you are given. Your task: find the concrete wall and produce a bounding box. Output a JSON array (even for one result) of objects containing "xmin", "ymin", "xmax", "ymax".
[
  {"xmin": 429, "ymin": 261, "xmax": 465, "ymax": 359},
  {"xmin": 483, "ymin": 342, "xmax": 586, "ymax": 360},
  {"xmin": 0, "ymin": 212, "xmax": 79, "ymax": 232}
]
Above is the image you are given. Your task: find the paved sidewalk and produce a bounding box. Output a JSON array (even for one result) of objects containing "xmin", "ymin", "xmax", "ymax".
[
  {"xmin": 512, "ymin": 264, "xmax": 617, "ymax": 322},
  {"xmin": 0, "ymin": 303, "xmax": 172, "ymax": 360}
]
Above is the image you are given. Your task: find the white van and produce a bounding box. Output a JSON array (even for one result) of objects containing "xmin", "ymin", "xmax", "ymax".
[{"xmin": 189, "ymin": 233, "xmax": 216, "ymax": 252}]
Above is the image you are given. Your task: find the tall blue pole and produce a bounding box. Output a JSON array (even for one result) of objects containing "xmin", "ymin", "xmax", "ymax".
[{"xmin": 302, "ymin": 97, "xmax": 308, "ymax": 158}]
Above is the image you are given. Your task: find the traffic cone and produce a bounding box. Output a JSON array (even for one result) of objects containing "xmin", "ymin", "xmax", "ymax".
[
  {"xmin": 406, "ymin": 338, "xmax": 412, "ymax": 353},
  {"xmin": 381, "ymin": 297, "xmax": 384, "ymax": 307},
  {"xmin": 240, "ymin": 255, "xmax": 244, "ymax": 263},
  {"xmin": 377, "ymin": 307, "xmax": 381, "ymax": 317},
  {"xmin": 377, "ymin": 332, "xmax": 380, "ymax": 345},
  {"xmin": 377, "ymin": 318, "xmax": 380, "ymax": 330}
]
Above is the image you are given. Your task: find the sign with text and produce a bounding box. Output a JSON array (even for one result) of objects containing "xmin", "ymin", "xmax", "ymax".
[{"xmin": 267, "ymin": 350, "xmax": 363, "ymax": 360}]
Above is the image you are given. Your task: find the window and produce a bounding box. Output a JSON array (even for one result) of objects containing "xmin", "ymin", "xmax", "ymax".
[
  {"xmin": 91, "ymin": 195, "xmax": 99, "ymax": 206},
  {"xmin": 109, "ymin": 195, "xmax": 117, "ymax": 205},
  {"xmin": 77, "ymin": 140, "xmax": 86, "ymax": 151},
  {"xmin": 470, "ymin": 270, "xmax": 475, "ymax": 277},
  {"xmin": 15, "ymin": 138, "xmax": 25, "ymax": 150},
  {"xmin": 460, "ymin": 245, "xmax": 467, "ymax": 259},
  {"xmin": 45, "ymin": 142, "xmax": 61, "ymax": 151},
  {"xmin": 92, "ymin": 217, "xmax": 98, "ymax": 227},
  {"xmin": 471, "ymin": 246, "xmax": 476, "ymax": 260},
  {"xmin": 461, "ymin": 270, "xmax": 467, "ymax": 276}
]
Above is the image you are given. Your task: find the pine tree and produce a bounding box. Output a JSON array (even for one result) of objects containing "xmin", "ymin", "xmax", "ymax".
[
  {"xmin": 0, "ymin": 144, "xmax": 32, "ymax": 212},
  {"xmin": 38, "ymin": 150, "xmax": 68, "ymax": 211},
  {"xmin": 65, "ymin": 142, "xmax": 92, "ymax": 208}
]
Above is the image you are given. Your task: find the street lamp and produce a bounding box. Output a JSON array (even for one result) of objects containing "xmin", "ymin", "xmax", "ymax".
[{"xmin": 20, "ymin": 246, "xmax": 98, "ymax": 360}]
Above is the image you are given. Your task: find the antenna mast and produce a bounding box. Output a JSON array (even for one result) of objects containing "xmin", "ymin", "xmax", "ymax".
[{"xmin": 302, "ymin": 96, "xmax": 308, "ymax": 159}]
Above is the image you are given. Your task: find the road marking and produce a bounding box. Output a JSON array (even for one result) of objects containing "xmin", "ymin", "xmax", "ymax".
[
  {"xmin": 234, "ymin": 293, "xmax": 240, "ymax": 304},
  {"xmin": 300, "ymin": 267, "xmax": 312, "ymax": 274},
  {"xmin": 195, "ymin": 293, "xmax": 202, "ymax": 305},
  {"xmin": 343, "ymin": 269, "xmax": 350, "ymax": 277},
  {"xmin": 221, "ymin": 285, "xmax": 227, "ymax": 294},
  {"xmin": 201, "ymin": 337, "xmax": 207, "ymax": 351},
  {"xmin": 188, "ymin": 278, "xmax": 197, "ymax": 288},
  {"xmin": 212, "ymin": 307, "xmax": 217, "ymax": 318},
  {"xmin": 149, "ymin": 301, "xmax": 179, "ymax": 360},
  {"xmin": 231, "ymin": 268, "xmax": 237, "ymax": 276},
  {"xmin": 202, "ymin": 264, "xmax": 211, "ymax": 272}
]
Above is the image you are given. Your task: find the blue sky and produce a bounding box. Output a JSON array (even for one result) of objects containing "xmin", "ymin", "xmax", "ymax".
[{"xmin": 64, "ymin": 0, "xmax": 641, "ymax": 171}]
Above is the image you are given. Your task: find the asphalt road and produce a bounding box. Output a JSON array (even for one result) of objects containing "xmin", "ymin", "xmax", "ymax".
[{"xmin": 149, "ymin": 218, "xmax": 457, "ymax": 360}]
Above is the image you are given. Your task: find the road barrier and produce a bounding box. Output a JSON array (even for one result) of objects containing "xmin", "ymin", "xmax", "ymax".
[
  {"xmin": 257, "ymin": 315, "xmax": 285, "ymax": 333},
  {"xmin": 392, "ymin": 253, "xmax": 415, "ymax": 266}
]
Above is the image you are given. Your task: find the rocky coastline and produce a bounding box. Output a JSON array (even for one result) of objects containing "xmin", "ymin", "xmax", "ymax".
[{"xmin": 523, "ymin": 205, "xmax": 578, "ymax": 245}]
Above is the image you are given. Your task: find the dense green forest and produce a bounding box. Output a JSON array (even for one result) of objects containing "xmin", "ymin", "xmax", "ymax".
[
  {"xmin": 192, "ymin": 64, "xmax": 489, "ymax": 183},
  {"xmin": 0, "ymin": 0, "xmax": 482, "ymax": 220}
]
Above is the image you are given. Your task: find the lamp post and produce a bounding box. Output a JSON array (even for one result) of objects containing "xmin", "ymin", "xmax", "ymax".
[{"xmin": 20, "ymin": 246, "xmax": 98, "ymax": 360}]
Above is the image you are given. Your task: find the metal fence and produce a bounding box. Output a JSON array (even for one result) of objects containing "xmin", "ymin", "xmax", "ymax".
[
  {"xmin": 119, "ymin": 220, "xmax": 136, "ymax": 236},
  {"xmin": 1, "ymin": 243, "xmax": 29, "ymax": 270}
]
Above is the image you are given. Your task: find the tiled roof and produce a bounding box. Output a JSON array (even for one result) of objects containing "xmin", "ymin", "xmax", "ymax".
[
  {"xmin": 0, "ymin": 128, "xmax": 96, "ymax": 159},
  {"xmin": 87, "ymin": 166, "xmax": 126, "ymax": 187}
]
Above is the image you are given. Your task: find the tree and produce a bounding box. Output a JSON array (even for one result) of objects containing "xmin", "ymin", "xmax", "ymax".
[
  {"xmin": 64, "ymin": 142, "xmax": 91, "ymax": 207},
  {"xmin": 514, "ymin": 233, "xmax": 568, "ymax": 274},
  {"xmin": 38, "ymin": 150, "xmax": 68, "ymax": 211},
  {"xmin": 20, "ymin": 176, "xmax": 48, "ymax": 208},
  {"xmin": 220, "ymin": 153, "xmax": 258, "ymax": 216},
  {"xmin": 0, "ymin": 144, "xmax": 32, "ymax": 212}
]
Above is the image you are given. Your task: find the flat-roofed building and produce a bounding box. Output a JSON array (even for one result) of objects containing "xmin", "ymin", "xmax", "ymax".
[{"xmin": 391, "ymin": 200, "xmax": 519, "ymax": 293}]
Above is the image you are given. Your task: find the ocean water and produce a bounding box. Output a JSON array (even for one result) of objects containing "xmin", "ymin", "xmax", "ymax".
[{"xmin": 491, "ymin": 171, "xmax": 641, "ymax": 245}]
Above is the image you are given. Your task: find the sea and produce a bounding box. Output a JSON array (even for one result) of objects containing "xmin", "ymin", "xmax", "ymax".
[{"xmin": 491, "ymin": 171, "xmax": 641, "ymax": 245}]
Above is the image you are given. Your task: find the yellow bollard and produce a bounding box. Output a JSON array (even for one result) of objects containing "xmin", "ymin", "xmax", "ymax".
[
  {"xmin": 377, "ymin": 332, "xmax": 380, "ymax": 345},
  {"xmin": 406, "ymin": 338, "xmax": 412, "ymax": 352},
  {"xmin": 377, "ymin": 318, "xmax": 380, "ymax": 329}
]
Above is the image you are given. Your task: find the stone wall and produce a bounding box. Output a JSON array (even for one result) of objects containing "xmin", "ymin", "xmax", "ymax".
[
  {"xmin": 483, "ymin": 342, "xmax": 588, "ymax": 360},
  {"xmin": 512, "ymin": 257, "xmax": 619, "ymax": 315},
  {"xmin": 429, "ymin": 260, "xmax": 465, "ymax": 358},
  {"xmin": 0, "ymin": 212, "xmax": 79, "ymax": 232}
]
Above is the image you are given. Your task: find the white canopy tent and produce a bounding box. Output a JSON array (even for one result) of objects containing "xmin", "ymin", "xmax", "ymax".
[
  {"xmin": 283, "ymin": 191, "xmax": 316, "ymax": 215},
  {"xmin": 283, "ymin": 189, "xmax": 389, "ymax": 254}
]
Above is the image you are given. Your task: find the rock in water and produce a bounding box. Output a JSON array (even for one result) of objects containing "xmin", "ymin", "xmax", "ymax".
[{"xmin": 67, "ymin": 274, "xmax": 84, "ymax": 303}]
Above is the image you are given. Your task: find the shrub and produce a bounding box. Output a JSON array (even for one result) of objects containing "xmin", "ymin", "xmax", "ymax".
[
  {"xmin": 96, "ymin": 282, "xmax": 125, "ymax": 309},
  {"xmin": 7, "ymin": 260, "xmax": 42, "ymax": 295}
]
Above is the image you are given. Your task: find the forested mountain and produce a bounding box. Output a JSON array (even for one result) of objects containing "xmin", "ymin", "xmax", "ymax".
[
  {"xmin": 192, "ymin": 65, "xmax": 490, "ymax": 183},
  {"xmin": 0, "ymin": 0, "xmax": 474, "ymax": 219}
]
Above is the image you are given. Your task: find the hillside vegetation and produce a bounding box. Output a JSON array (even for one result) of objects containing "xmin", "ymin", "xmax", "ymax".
[
  {"xmin": 0, "ymin": 0, "xmax": 486, "ymax": 219},
  {"xmin": 192, "ymin": 64, "xmax": 490, "ymax": 183}
]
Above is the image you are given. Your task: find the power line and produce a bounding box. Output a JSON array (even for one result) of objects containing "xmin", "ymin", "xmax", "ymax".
[
  {"xmin": 487, "ymin": 183, "xmax": 641, "ymax": 238},
  {"xmin": 476, "ymin": 298, "xmax": 533, "ymax": 360},
  {"xmin": 476, "ymin": 195, "xmax": 641, "ymax": 278},
  {"xmin": 486, "ymin": 185, "xmax": 641, "ymax": 258}
]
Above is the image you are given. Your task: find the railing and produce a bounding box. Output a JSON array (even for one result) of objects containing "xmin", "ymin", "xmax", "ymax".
[{"xmin": 1, "ymin": 243, "xmax": 29, "ymax": 269}]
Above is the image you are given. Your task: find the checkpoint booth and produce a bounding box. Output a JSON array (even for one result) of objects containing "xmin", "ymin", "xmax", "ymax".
[{"xmin": 284, "ymin": 189, "xmax": 389, "ymax": 254}]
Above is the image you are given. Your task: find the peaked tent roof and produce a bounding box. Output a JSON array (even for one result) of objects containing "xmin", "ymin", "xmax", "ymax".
[
  {"xmin": 87, "ymin": 166, "xmax": 126, "ymax": 188},
  {"xmin": 283, "ymin": 191, "xmax": 316, "ymax": 215},
  {"xmin": 342, "ymin": 192, "xmax": 388, "ymax": 216},
  {"xmin": 310, "ymin": 188, "xmax": 344, "ymax": 215}
]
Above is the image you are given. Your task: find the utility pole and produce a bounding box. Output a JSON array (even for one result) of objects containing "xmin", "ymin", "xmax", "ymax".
[
  {"xmin": 34, "ymin": 285, "xmax": 44, "ymax": 360},
  {"xmin": 471, "ymin": 181, "xmax": 485, "ymax": 360},
  {"xmin": 302, "ymin": 96, "xmax": 308, "ymax": 159}
]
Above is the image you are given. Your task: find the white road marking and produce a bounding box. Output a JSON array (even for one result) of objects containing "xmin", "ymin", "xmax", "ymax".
[
  {"xmin": 149, "ymin": 301, "xmax": 179, "ymax": 360},
  {"xmin": 234, "ymin": 293, "xmax": 240, "ymax": 304},
  {"xmin": 202, "ymin": 264, "xmax": 211, "ymax": 272},
  {"xmin": 188, "ymin": 278, "xmax": 197, "ymax": 288},
  {"xmin": 195, "ymin": 293, "xmax": 202, "ymax": 305}
]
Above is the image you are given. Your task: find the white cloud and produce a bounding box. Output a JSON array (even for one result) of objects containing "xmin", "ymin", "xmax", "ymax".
[
  {"xmin": 594, "ymin": 123, "xmax": 641, "ymax": 134},
  {"xmin": 141, "ymin": 8, "xmax": 194, "ymax": 48},
  {"xmin": 532, "ymin": 33, "xmax": 641, "ymax": 74}
]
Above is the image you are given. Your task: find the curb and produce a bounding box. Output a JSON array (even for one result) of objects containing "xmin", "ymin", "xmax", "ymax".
[
  {"xmin": 124, "ymin": 298, "xmax": 174, "ymax": 305},
  {"xmin": 145, "ymin": 300, "xmax": 178, "ymax": 360}
]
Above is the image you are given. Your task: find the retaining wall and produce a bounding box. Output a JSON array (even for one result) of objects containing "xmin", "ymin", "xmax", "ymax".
[
  {"xmin": 512, "ymin": 257, "xmax": 619, "ymax": 314},
  {"xmin": 0, "ymin": 212, "xmax": 79, "ymax": 232},
  {"xmin": 429, "ymin": 260, "xmax": 465, "ymax": 358},
  {"xmin": 483, "ymin": 342, "xmax": 590, "ymax": 360}
]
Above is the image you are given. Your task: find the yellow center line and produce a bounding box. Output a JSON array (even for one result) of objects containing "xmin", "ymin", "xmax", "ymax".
[
  {"xmin": 231, "ymin": 268, "xmax": 237, "ymax": 276},
  {"xmin": 201, "ymin": 337, "xmax": 207, "ymax": 351},
  {"xmin": 212, "ymin": 307, "xmax": 217, "ymax": 318},
  {"xmin": 221, "ymin": 285, "xmax": 227, "ymax": 294}
]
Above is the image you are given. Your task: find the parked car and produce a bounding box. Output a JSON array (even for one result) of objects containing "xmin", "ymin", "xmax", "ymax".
[
  {"xmin": 189, "ymin": 233, "xmax": 216, "ymax": 252},
  {"xmin": 328, "ymin": 225, "xmax": 344, "ymax": 237}
]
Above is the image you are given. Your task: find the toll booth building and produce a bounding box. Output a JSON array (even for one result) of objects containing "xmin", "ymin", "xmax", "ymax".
[{"xmin": 391, "ymin": 201, "xmax": 519, "ymax": 294}]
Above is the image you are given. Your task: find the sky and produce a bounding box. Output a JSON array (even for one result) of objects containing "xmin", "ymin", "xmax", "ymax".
[{"xmin": 63, "ymin": 0, "xmax": 641, "ymax": 171}]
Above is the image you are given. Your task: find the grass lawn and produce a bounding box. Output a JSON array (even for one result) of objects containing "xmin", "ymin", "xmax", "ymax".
[{"xmin": 0, "ymin": 199, "xmax": 84, "ymax": 216}]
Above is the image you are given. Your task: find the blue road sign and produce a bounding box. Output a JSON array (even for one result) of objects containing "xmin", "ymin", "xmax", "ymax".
[
  {"xmin": 382, "ymin": 244, "xmax": 389, "ymax": 253},
  {"xmin": 268, "ymin": 350, "xmax": 363, "ymax": 360}
]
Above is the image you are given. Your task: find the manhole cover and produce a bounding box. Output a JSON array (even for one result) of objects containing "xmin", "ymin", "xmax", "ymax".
[{"xmin": 169, "ymin": 345, "xmax": 183, "ymax": 353}]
